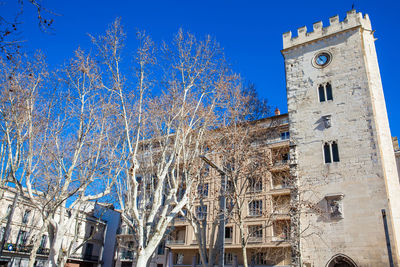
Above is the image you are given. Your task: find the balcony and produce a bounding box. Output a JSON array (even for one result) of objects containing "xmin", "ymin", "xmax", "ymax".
[
  {"xmin": 270, "ymin": 185, "xmax": 292, "ymax": 196},
  {"xmin": 273, "ymin": 159, "xmax": 289, "ymax": 167},
  {"xmin": 271, "ymin": 235, "xmax": 290, "ymax": 242},
  {"xmin": 2, "ymin": 243, "xmax": 49, "ymax": 255},
  {"xmin": 120, "ymin": 251, "xmax": 134, "ymax": 260},
  {"xmin": 166, "ymin": 226, "xmax": 186, "ymax": 246},
  {"xmin": 224, "ymin": 238, "xmax": 233, "ymax": 244},
  {"xmin": 248, "ymin": 236, "xmax": 263, "ymax": 243},
  {"xmin": 265, "ymin": 235, "xmax": 291, "ymax": 244},
  {"xmin": 165, "ymin": 239, "xmax": 185, "ymax": 245},
  {"xmin": 69, "ymin": 253, "xmax": 100, "ymax": 262}
]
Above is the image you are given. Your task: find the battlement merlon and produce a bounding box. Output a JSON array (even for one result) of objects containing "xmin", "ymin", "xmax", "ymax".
[{"xmin": 282, "ymin": 10, "xmax": 372, "ymax": 50}]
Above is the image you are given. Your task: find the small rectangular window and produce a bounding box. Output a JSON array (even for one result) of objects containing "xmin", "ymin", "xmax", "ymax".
[
  {"xmin": 22, "ymin": 210, "xmax": 31, "ymax": 224},
  {"xmin": 280, "ymin": 131, "xmax": 290, "ymax": 140},
  {"xmin": 225, "ymin": 252, "xmax": 233, "ymax": 264},
  {"xmin": 225, "ymin": 226, "xmax": 233, "ymax": 239},
  {"xmin": 248, "ymin": 200, "xmax": 262, "ymax": 216},
  {"xmin": 40, "ymin": 235, "xmax": 47, "ymax": 248},
  {"xmin": 248, "ymin": 225, "xmax": 263, "ymax": 241},
  {"xmin": 197, "ymin": 183, "xmax": 209, "ymax": 197},
  {"xmin": 195, "ymin": 205, "xmax": 207, "ymax": 220},
  {"xmin": 85, "ymin": 243, "xmax": 94, "ymax": 256},
  {"xmin": 249, "ymin": 178, "xmax": 262, "ymax": 193}
]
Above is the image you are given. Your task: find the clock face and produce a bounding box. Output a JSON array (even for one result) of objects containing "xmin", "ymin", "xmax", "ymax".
[{"xmin": 314, "ymin": 52, "xmax": 331, "ymax": 67}]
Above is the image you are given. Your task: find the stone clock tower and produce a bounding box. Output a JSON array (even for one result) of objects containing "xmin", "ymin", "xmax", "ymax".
[{"xmin": 282, "ymin": 10, "xmax": 400, "ymax": 266}]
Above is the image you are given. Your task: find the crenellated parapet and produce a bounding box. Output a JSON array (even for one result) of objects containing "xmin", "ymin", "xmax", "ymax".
[{"xmin": 282, "ymin": 10, "xmax": 372, "ymax": 49}]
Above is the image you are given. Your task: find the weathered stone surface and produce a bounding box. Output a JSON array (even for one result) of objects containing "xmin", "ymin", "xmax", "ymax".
[{"xmin": 283, "ymin": 10, "xmax": 400, "ymax": 267}]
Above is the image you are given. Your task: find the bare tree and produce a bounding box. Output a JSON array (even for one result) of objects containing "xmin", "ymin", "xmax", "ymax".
[
  {"xmin": 90, "ymin": 18, "xmax": 238, "ymax": 267},
  {"xmin": 0, "ymin": 0, "xmax": 56, "ymax": 60},
  {"xmin": 0, "ymin": 47, "xmax": 117, "ymax": 266}
]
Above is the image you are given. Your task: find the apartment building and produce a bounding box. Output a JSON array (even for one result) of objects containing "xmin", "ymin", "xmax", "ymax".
[
  {"xmin": 164, "ymin": 113, "xmax": 292, "ymax": 267},
  {"xmin": 0, "ymin": 187, "xmax": 119, "ymax": 267}
]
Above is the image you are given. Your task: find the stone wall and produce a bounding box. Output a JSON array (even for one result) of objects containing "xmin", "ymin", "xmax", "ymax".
[{"xmin": 283, "ymin": 10, "xmax": 400, "ymax": 267}]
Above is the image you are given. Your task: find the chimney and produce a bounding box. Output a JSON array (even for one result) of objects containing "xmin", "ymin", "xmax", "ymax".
[{"xmin": 274, "ymin": 108, "xmax": 280, "ymax": 116}]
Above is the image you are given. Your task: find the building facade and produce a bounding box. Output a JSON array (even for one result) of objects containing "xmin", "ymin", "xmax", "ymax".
[
  {"xmin": 283, "ymin": 9, "xmax": 400, "ymax": 267},
  {"xmin": 0, "ymin": 188, "xmax": 119, "ymax": 267}
]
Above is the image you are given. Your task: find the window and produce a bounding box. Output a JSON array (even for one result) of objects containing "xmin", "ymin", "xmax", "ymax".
[
  {"xmin": 248, "ymin": 200, "xmax": 262, "ymax": 216},
  {"xmin": 273, "ymin": 220, "xmax": 291, "ymax": 240},
  {"xmin": 175, "ymin": 253, "xmax": 184, "ymax": 264},
  {"xmin": 224, "ymin": 252, "xmax": 233, "ymax": 264},
  {"xmin": 248, "ymin": 178, "xmax": 262, "ymax": 193},
  {"xmin": 203, "ymin": 164, "xmax": 210, "ymax": 176},
  {"xmin": 5, "ymin": 205, "xmax": 12, "ymax": 219},
  {"xmin": 40, "ymin": 235, "xmax": 47, "ymax": 248},
  {"xmin": 197, "ymin": 183, "xmax": 209, "ymax": 197},
  {"xmin": 248, "ymin": 225, "xmax": 263, "ymax": 241},
  {"xmin": 282, "ymin": 153, "xmax": 289, "ymax": 161},
  {"xmin": 196, "ymin": 205, "xmax": 207, "ymax": 220},
  {"xmin": 225, "ymin": 226, "xmax": 233, "ymax": 240},
  {"xmin": 324, "ymin": 141, "xmax": 340, "ymax": 163},
  {"xmin": 251, "ymin": 252, "xmax": 267, "ymax": 265},
  {"xmin": 22, "ymin": 210, "xmax": 30, "ymax": 224},
  {"xmin": 157, "ymin": 241, "xmax": 165, "ymax": 255},
  {"xmin": 280, "ymin": 131, "xmax": 290, "ymax": 140},
  {"xmin": 0, "ymin": 227, "xmax": 4, "ymax": 242},
  {"xmin": 196, "ymin": 253, "xmax": 202, "ymax": 265},
  {"xmin": 16, "ymin": 230, "xmax": 28, "ymax": 247},
  {"xmin": 85, "ymin": 243, "xmax": 94, "ymax": 257},
  {"xmin": 318, "ymin": 82, "xmax": 333, "ymax": 102}
]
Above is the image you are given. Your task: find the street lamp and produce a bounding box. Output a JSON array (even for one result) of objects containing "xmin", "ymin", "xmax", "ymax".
[{"xmin": 199, "ymin": 155, "xmax": 226, "ymax": 267}]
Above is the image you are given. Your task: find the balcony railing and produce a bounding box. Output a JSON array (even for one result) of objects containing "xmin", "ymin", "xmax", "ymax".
[
  {"xmin": 121, "ymin": 251, "xmax": 134, "ymax": 260},
  {"xmin": 248, "ymin": 236, "xmax": 263, "ymax": 243},
  {"xmin": 69, "ymin": 253, "xmax": 100, "ymax": 262},
  {"xmin": 272, "ymin": 208, "xmax": 290, "ymax": 215},
  {"xmin": 266, "ymin": 235, "xmax": 291, "ymax": 243},
  {"xmin": 2, "ymin": 243, "xmax": 49, "ymax": 255},
  {"xmin": 117, "ymin": 227, "xmax": 134, "ymax": 235},
  {"xmin": 166, "ymin": 239, "xmax": 185, "ymax": 245},
  {"xmin": 224, "ymin": 238, "xmax": 233, "ymax": 243},
  {"xmin": 272, "ymin": 183, "xmax": 293, "ymax": 190}
]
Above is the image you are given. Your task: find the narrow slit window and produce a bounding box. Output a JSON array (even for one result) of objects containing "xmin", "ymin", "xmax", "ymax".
[
  {"xmin": 324, "ymin": 142, "xmax": 332, "ymax": 163},
  {"xmin": 326, "ymin": 83, "xmax": 333, "ymax": 100},
  {"xmin": 318, "ymin": 85, "xmax": 325, "ymax": 102},
  {"xmin": 332, "ymin": 142, "xmax": 340, "ymax": 162}
]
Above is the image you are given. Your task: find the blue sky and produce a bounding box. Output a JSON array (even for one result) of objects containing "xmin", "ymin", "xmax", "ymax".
[{"xmin": 3, "ymin": 0, "xmax": 400, "ymax": 138}]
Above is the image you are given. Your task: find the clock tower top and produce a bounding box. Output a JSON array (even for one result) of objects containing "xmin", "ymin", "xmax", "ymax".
[{"xmin": 282, "ymin": 9, "xmax": 371, "ymax": 50}]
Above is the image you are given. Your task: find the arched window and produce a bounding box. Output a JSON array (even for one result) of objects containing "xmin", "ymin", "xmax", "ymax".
[
  {"xmin": 332, "ymin": 141, "xmax": 340, "ymax": 162},
  {"xmin": 318, "ymin": 83, "xmax": 333, "ymax": 102},
  {"xmin": 324, "ymin": 142, "xmax": 331, "ymax": 163},
  {"xmin": 319, "ymin": 84, "xmax": 326, "ymax": 102},
  {"xmin": 326, "ymin": 82, "xmax": 333, "ymax": 100},
  {"xmin": 326, "ymin": 254, "xmax": 357, "ymax": 267},
  {"xmin": 324, "ymin": 141, "xmax": 340, "ymax": 163}
]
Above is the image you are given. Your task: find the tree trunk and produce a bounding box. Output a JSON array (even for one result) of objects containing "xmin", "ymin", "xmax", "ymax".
[
  {"xmin": 242, "ymin": 245, "xmax": 248, "ymax": 267},
  {"xmin": 28, "ymin": 223, "xmax": 47, "ymax": 267},
  {"xmin": 134, "ymin": 252, "xmax": 151, "ymax": 267},
  {"xmin": 59, "ymin": 255, "xmax": 68, "ymax": 267},
  {"xmin": 46, "ymin": 232, "xmax": 63, "ymax": 267},
  {"xmin": 239, "ymin": 219, "xmax": 248, "ymax": 267}
]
